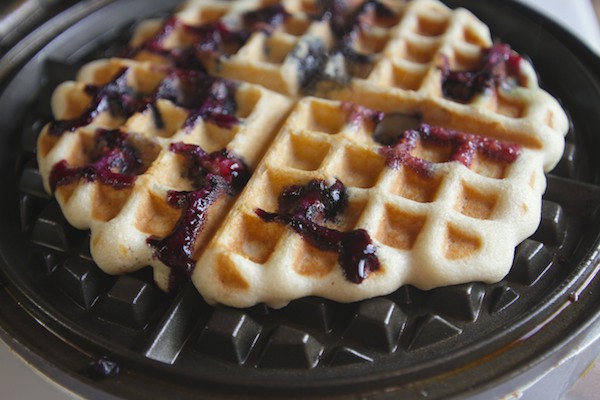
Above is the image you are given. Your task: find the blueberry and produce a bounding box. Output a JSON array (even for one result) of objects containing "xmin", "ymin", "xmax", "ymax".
[{"xmin": 256, "ymin": 179, "xmax": 380, "ymax": 283}]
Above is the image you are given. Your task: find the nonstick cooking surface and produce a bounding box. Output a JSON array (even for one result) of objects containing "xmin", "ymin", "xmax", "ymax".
[{"xmin": 1, "ymin": 0, "xmax": 600, "ymax": 399}]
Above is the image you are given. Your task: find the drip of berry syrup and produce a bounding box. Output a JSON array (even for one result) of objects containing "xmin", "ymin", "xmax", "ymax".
[
  {"xmin": 440, "ymin": 43, "xmax": 523, "ymax": 102},
  {"xmin": 49, "ymin": 128, "xmax": 143, "ymax": 192},
  {"xmin": 256, "ymin": 179, "xmax": 379, "ymax": 284},
  {"xmin": 146, "ymin": 143, "xmax": 249, "ymax": 289}
]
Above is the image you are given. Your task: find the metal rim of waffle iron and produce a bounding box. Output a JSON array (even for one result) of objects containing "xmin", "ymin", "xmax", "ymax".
[{"xmin": 1, "ymin": 0, "xmax": 600, "ymax": 399}]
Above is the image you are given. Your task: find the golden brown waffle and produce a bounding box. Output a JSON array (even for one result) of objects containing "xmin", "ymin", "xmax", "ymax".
[
  {"xmin": 194, "ymin": 97, "xmax": 547, "ymax": 307},
  {"xmin": 37, "ymin": 0, "xmax": 569, "ymax": 307},
  {"xmin": 126, "ymin": 0, "xmax": 567, "ymax": 169},
  {"xmin": 37, "ymin": 57, "xmax": 293, "ymax": 290}
]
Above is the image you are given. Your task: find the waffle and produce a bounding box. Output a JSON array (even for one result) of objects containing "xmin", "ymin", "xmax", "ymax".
[
  {"xmin": 125, "ymin": 0, "xmax": 567, "ymax": 170},
  {"xmin": 37, "ymin": 57, "xmax": 293, "ymax": 290},
  {"xmin": 193, "ymin": 97, "xmax": 548, "ymax": 307},
  {"xmin": 36, "ymin": 0, "xmax": 568, "ymax": 308}
]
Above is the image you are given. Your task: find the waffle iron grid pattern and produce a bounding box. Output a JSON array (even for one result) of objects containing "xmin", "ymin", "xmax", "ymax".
[
  {"xmin": 10, "ymin": 0, "xmax": 591, "ymax": 386},
  {"xmin": 17, "ymin": 145, "xmax": 579, "ymax": 371}
]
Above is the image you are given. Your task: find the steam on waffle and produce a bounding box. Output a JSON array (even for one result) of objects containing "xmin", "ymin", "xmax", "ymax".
[{"xmin": 36, "ymin": 0, "xmax": 568, "ymax": 308}]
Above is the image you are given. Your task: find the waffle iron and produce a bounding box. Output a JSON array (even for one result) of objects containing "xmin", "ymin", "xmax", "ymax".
[{"xmin": 1, "ymin": 0, "xmax": 600, "ymax": 398}]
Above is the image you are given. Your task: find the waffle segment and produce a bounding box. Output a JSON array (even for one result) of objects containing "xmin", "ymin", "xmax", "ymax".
[
  {"xmin": 193, "ymin": 97, "xmax": 546, "ymax": 307},
  {"xmin": 124, "ymin": 0, "xmax": 566, "ymax": 170},
  {"xmin": 37, "ymin": 57, "xmax": 293, "ymax": 290}
]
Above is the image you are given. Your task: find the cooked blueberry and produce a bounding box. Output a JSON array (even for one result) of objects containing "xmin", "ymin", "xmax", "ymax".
[
  {"xmin": 147, "ymin": 143, "xmax": 249, "ymax": 290},
  {"xmin": 49, "ymin": 68, "xmax": 152, "ymax": 136},
  {"xmin": 441, "ymin": 43, "xmax": 522, "ymax": 102},
  {"xmin": 49, "ymin": 129, "xmax": 143, "ymax": 192},
  {"xmin": 156, "ymin": 70, "xmax": 239, "ymax": 129},
  {"xmin": 86, "ymin": 356, "xmax": 121, "ymax": 379},
  {"xmin": 256, "ymin": 179, "xmax": 380, "ymax": 283}
]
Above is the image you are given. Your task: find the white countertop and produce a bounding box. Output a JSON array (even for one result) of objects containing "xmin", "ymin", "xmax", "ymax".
[
  {"xmin": 0, "ymin": 340, "xmax": 79, "ymax": 400},
  {"xmin": 516, "ymin": 0, "xmax": 600, "ymax": 54},
  {"xmin": 1, "ymin": 1, "xmax": 600, "ymax": 399}
]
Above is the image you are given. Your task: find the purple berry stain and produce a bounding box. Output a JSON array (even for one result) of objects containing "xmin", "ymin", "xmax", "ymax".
[
  {"xmin": 49, "ymin": 67, "xmax": 153, "ymax": 136},
  {"xmin": 319, "ymin": 1, "xmax": 396, "ymax": 69},
  {"xmin": 48, "ymin": 65, "xmax": 241, "ymax": 138},
  {"xmin": 123, "ymin": 4, "xmax": 289, "ymax": 71},
  {"xmin": 379, "ymin": 123, "xmax": 522, "ymax": 176},
  {"xmin": 292, "ymin": 1, "xmax": 397, "ymax": 91},
  {"xmin": 156, "ymin": 69, "xmax": 239, "ymax": 129},
  {"xmin": 147, "ymin": 143, "xmax": 249, "ymax": 289},
  {"xmin": 120, "ymin": 17, "xmax": 210, "ymax": 72},
  {"xmin": 49, "ymin": 128, "xmax": 144, "ymax": 192},
  {"xmin": 256, "ymin": 179, "xmax": 379, "ymax": 284},
  {"xmin": 441, "ymin": 43, "xmax": 523, "ymax": 102},
  {"xmin": 319, "ymin": 0, "xmax": 396, "ymax": 39}
]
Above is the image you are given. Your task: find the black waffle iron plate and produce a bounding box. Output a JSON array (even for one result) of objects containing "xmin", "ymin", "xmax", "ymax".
[{"xmin": 2, "ymin": 1, "xmax": 600, "ymax": 399}]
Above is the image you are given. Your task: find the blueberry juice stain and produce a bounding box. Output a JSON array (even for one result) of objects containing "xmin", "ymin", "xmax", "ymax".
[
  {"xmin": 147, "ymin": 143, "xmax": 249, "ymax": 290},
  {"xmin": 255, "ymin": 179, "xmax": 379, "ymax": 284},
  {"xmin": 155, "ymin": 68, "xmax": 240, "ymax": 129},
  {"xmin": 440, "ymin": 43, "xmax": 523, "ymax": 102},
  {"xmin": 295, "ymin": 0, "xmax": 397, "ymax": 88},
  {"xmin": 49, "ymin": 128, "xmax": 144, "ymax": 192},
  {"xmin": 378, "ymin": 122, "xmax": 521, "ymax": 176},
  {"xmin": 122, "ymin": 4, "xmax": 289, "ymax": 72},
  {"xmin": 48, "ymin": 67, "xmax": 152, "ymax": 136},
  {"xmin": 47, "ymin": 63, "xmax": 241, "ymax": 140}
]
